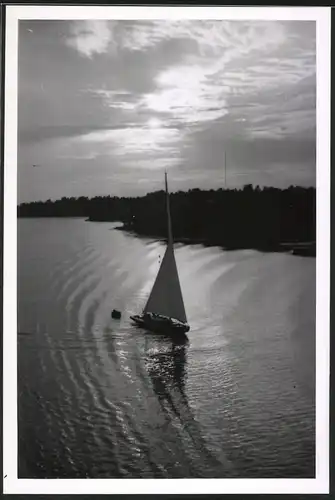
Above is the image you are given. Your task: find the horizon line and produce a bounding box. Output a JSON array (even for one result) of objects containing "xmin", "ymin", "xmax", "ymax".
[{"xmin": 17, "ymin": 182, "xmax": 316, "ymax": 206}]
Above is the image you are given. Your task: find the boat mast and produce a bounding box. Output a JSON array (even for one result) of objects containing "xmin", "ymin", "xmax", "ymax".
[
  {"xmin": 165, "ymin": 172, "xmax": 173, "ymax": 247},
  {"xmin": 142, "ymin": 172, "xmax": 187, "ymax": 323}
]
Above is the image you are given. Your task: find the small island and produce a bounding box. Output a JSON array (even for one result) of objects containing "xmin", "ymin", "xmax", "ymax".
[{"xmin": 18, "ymin": 184, "xmax": 316, "ymax": 256}]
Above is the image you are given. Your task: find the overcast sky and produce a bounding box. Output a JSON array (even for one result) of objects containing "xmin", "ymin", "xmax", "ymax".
[{"xmin": 18, "ymin": 19, "xmax": 316, "ymax": 202}]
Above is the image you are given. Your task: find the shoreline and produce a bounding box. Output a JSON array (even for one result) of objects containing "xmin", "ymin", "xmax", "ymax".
[
  {"xmin": 114, "ymin": 224, "xmax": 316, "ymax": 257},
  {"xmin": 17, "ymin": 216, "xmax": 316, "ymax": 257}
]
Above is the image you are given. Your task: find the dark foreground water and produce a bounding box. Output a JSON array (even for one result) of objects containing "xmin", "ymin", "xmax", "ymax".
[{"xmin": 18, "ymin": 218, "xmax": 315, "ymax": 478}]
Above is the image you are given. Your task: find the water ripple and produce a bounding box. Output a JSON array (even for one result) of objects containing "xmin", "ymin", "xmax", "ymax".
[{"xmin": 18, "ymin": 219, "xmax": 315, "ymax": 479}]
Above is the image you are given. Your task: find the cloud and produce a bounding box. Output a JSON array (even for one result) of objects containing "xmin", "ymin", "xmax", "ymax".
[
  {"xmin": 80, "ymin": 125, "xmax": 183, "ymax": 162},
  {"xmin": 66, "ymin": 20, "xmax": 113, "ymax": 58},
  {"xmin": 60, "ymin": 20, "xmax": 316, "ymax": 187},
  {"xmin": 136, "ymin": 21, "xmax": 315, "ymax": 132},
  {"xmin": 18, "ymin": 20, "xmax": 316, "ymax": 202},
  {"xmin": 64, "ymin": 21, "xmax": 315, "ymax": 132},
  {"xmin": 19, "ymin": 124, "xmax": 123, "ymax": 143},
  {"xmin": 82, "ymin": 88, "xmax": 139, "ymax": 111},
  {"xmin": 140, "ymin": 64, "xmax": 228, "ymax": 124},
  {"xmin": 65, "ymin": 20, "xmax": 288, "ymax": 59},
  {"xmin": 65, "ymin": 20, "xmax": 314, "ymax": 135}
]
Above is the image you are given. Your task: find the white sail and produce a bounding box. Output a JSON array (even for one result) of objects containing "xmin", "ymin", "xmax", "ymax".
[
  {"xmin": 143, "ymin": 173, "xmax": 187, "ymax": 324},
  {"xmin": 143, "ymin": 244, "xmax": 187, "ymax": 323}
]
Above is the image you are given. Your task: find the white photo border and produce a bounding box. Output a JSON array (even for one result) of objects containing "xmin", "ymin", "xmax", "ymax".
[{"xmin": 3, "ymin": 5, "xmax": 331, "ymax": 495}]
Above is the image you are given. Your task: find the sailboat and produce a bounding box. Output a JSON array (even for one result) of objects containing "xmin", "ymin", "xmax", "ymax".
[{"xmin": 130, "ymin": 173, "xmax": 190, "ymax": 338}]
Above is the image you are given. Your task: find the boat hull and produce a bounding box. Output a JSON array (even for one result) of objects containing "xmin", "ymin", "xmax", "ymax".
[{"xmin": 130, "ymin": 313, "xmax": 189, "ymax": 339}]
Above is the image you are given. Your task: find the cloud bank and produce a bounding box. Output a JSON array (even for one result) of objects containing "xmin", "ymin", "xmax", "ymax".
[{"xmin": 18, "ymin": 19, "xmax": 316, "ymax": 202}]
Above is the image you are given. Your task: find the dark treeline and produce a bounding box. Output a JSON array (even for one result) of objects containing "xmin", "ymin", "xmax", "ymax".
[{"xmin": 18, "ymin": 185, "xmax": 316, "ymax": 253}]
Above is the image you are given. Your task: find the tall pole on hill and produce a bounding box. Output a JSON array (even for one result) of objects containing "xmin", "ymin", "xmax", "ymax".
[{"xmin": 224, "ymin": 150, "xmax": 227, "ymax": 189}]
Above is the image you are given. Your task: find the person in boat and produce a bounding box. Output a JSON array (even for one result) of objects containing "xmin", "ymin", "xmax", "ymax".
[
  {"xmin": 144, "ymin": 312, "xmax": 171, "ymax": 323},
  {"xmin": 149, "ymin": 312, "xmax": 165, "ymax": 322}
]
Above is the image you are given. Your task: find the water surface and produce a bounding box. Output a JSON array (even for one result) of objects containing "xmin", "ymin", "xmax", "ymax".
[{"xmin": 18, "ymin": 218, "xmax": 315, "ymax": 478}]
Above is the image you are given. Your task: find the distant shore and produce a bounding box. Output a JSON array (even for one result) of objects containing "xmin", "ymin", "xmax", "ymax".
[
  {"xmin": 18, "ymin": 184, "xmax": 316, "ymax": 257},
  {"xmin": 113, "ymin": 223, "xmax": 316, "ymax": 256},
  {"xmin": 17, "ymin": 215, "xmax": 316, "ymax": 256}
]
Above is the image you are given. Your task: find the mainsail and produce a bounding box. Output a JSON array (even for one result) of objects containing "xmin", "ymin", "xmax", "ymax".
[{"xmin": 143, "ymin": 173, "xmax": 187, "ymax": 324}]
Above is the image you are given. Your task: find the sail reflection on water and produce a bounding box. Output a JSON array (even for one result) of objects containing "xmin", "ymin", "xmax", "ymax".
[
  {"xmin": 142, "ymin": 332, "xmax": 236, "ymax": 477},
  {"xmin": 144, "ymin": 335, "xmax": 188, "ymax": 398}
]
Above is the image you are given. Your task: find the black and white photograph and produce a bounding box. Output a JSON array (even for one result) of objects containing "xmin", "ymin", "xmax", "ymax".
[{"xmin": 3, "ymin": 5, "xmax": 330, "ymax": 495}]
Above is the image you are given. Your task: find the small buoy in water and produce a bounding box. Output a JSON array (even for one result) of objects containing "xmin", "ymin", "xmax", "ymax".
[{"xmin": 111, "ymin": 309, "xmax": 121, "ymax": 319}]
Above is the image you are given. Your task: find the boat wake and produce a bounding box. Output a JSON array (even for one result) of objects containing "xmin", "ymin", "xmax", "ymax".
[{"xmin": 18, "ymin": 217, "xmax": 316, "ymax": 479}]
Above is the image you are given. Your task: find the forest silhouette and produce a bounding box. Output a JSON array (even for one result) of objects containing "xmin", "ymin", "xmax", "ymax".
[{"xmin": 18, "ymin": 185, "xmax": 316, "ymax": 255}]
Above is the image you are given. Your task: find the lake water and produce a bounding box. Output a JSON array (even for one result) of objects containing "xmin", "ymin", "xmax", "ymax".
[{"xmin": 18, "ymin": 218, "xmax": 315, "ymax": 478}]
